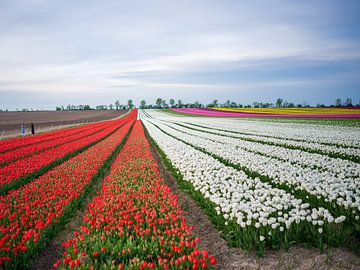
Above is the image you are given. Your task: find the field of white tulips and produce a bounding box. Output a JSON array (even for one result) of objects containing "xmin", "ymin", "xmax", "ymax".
[{"xmin": 139, "ymin": 110, "xmax": 360, "ymax": 254}]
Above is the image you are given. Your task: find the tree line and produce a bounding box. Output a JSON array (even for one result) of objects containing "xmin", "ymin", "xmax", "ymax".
[
  {"xmin": 55, "ymin": 100, "xmax": 135, "ymax": 111},
  {"xmin": 138, "ymin": 97, "xmax": 359, "ymax": 109},
  {"xmin": 1, "ymin": 98, "xmax": 358, "ymax": 112}
]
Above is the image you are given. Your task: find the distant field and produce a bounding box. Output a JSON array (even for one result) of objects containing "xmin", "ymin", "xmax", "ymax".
[
  {"xmin": 0, "ymin": 110, "xmax": 128, "ymax": 138},
  {"xmin": 170, "ymin": 107, "xmax": 360, "ymax": 118},
  {"xmin": 215, "ymin": 107, "xmax": 360, "ymax": 115}
]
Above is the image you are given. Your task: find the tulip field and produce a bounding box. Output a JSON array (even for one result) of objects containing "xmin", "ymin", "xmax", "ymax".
[
  {"xmin": 140, "ymin": 110, "xmax": 360, "ymax": 255},
  {"xmin": 0, "ymin": 110, "xmax": 216, "ymax": 269},
  {"xmin": 54, "ymin": 121, "xmax": 216, "ymax": 269},
  {"xmin": 0, "ymin": 108, "xmax": 359, "ymax": 269},
  {"xmin": 171, "ymin": 107, "xmax": 360, "ymax": 118}
]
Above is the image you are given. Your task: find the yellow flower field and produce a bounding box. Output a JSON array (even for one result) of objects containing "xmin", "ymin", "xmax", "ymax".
[{"xmin": 214, "ymin": 107, "xmax": 360, "ymax": 115}]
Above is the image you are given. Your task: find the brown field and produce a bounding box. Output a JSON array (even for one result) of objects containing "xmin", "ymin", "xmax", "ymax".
[{"xmin": 0, "ymin": 110, "xmax": 128, "ymax": 138}]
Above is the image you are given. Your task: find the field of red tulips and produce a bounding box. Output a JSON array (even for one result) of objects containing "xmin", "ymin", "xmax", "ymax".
[
  {"xmin": 0, "ymin": 119, "xmax": 111, "ymax": 153},
  {"xmin": 0, "ymin": 114, "xmax": 136, "ymax": 195},
  {"xmin": 0, "ymin": 115, "xmax": 136, "ymax": 268},
  {"xmin": 55, "ymin": 121, "xmax": 216, "ymax": 269},
  {"xmin": 0, "ymin": 121, "xmax": 113, "ymax": 165}
]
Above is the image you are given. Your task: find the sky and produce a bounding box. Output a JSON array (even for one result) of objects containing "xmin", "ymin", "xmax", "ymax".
[{"xmin": 0, "ymin": 0, "xmax": 360, "ymax": 110}]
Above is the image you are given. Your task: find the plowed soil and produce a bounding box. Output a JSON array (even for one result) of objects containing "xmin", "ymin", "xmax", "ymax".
[{"xmin": 0, "ymin": 110, "xmax": 128, "ymax": 138}]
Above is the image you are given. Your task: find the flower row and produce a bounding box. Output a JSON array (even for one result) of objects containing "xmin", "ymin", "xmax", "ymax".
[
  {"xmin": 0, "ymin": 119, "xmax": 112, "ymax": 153},
  {"xmin": 0, "ymin": 115, "xmax": 134, "ymax": 192},
  {"xmin": 0, "ymin": 121, "xmax": 113, "ymax": 164},
  {"xmin": 0, "ymin": 115, "xmax": 135, "ymax": 268},
  {"xmin": 186, "ymin": 117, "xmax": 360, "ymax": 153},
  {"xmin": 150, "ymin": 119, "xmax": 360, "ymax": 221},
  {"xmin": 171, "ymin": 121, "xmax": 360, "ymax": 178},
  {"xmin": 55, "ymin": 120, "xmax": 216, "ymax": 269},
  {"xmin": 142, "ymin": 118, "xmax": 346, "ymax": 253},
  {"xmin": 146, "ymin": 109, "xmax": 360, "ymax": 151}
]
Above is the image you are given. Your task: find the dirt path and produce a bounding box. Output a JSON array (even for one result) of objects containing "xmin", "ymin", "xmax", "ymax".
[{"xmin": 148, "ymin": 136, "xmax": 360, "ymax": 270}]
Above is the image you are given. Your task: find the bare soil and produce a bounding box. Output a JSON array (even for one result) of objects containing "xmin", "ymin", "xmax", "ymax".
[
  {"xmin": 149, "ymin": 138, "xmax": 360, "ymax": 270},
  {"xmin": 0, "ymin": 110, "xmax": 128, "ymax": 138}
]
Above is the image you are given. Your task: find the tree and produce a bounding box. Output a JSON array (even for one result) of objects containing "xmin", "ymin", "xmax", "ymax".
[
  {"xmin": 177, "ymin": 99, "xmax": 183, "ymax": 108},
  {"xmin": 161, "ymin": 99, "xmax": 168, "ymax": 108},
  {"xmin": 212, "ymin": 99, "xmax": 218, "ymax": 107},
  {"xmin": 335, "ymin": 98, "xmax": 342, "ymax": 107},
  {"xmin": 115, "ymin": 100, "xmax": 120, "ymax": 110},
  {"xmin": 140, "ymin": 100, "xmax": 146, "ymax": 109},
  {"xmin": 169, "ymin": 99, "xmax": 175, "ymax": 108},
  {"xmin": 156, "ymin": 98, "xmax": 162, "ymax": 108},
  {"xmin": 127, "ymin": 99, "xmax": 133, "ymax": 109},
  {"xmin": 345, "ymin": 98, "xmax": 353, "ymax": 107},
  {"xmin": 109, "ymin": 104, "xmax": 114, "ymax": 110},
  {"xmin": 275, "ymin": 98, "xmax": 283, "ymax": 108},
  {"xmin": 230, "ymin": 102, "xmax": 237, "ymax": 108}
]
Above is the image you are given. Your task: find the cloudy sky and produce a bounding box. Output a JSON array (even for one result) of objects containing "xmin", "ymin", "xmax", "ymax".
[{"xmin": 1, "ymin": 0, "xmax": 360, "ymax": 110}]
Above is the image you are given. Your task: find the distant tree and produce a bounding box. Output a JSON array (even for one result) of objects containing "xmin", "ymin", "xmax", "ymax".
[
  {"xmin": 283, "ymin": 100, "xmax": 289, "ymax": 108},
  {"xmin": 66, "ymin": 105, "xmax": 71, "ymax": 110},
  {"xmin": 288, "ymin": 103, "xmax": 295, "ymax": 108},
  {"xmin": 194, "ymin": 101, "xmax": 200, "ymax": 108},
  {"xmin": 177, "ymin": 99, "xmax": 183, "ymax": 108},
  {"xmin": 335, "ymin": 98, "xmax": 342, "ymax": 107},
  {"xmin": 161, "ymin": 100, "xmax": 168, "ymax": 108},
  {"xmin": 296, "ymin": 104, "xmax": 303, "ymax": 108},
  {"xmin": 115, "ymin": 100, "xmax": 120, "ymax": 110},
  {"xmin": 275, "ymin": 98, "xmax": 283, "ymax": 108},
  {"xmin": 345, "ymin": 98, "xmax": 353, "ymax": 107},
  {"xmin": 156, "ymin": 98, "xmax": 162, "ymax": 108},
  {"xmin": 253, "ymin": 102, "xmax": 259, "ymax": 108},
  {"xmin": 140, "ymin": 100, "xmax": 146, "ymax": 109},
  {"xmin": 127, "ymin": 99, "xmax": 133, "ymax": 109},
  {"xmin": 169, "ymin": 99, "xmax": 175, "ymax": 108},
  {"xmin": 109, "ymin": 104, "xmax": 114, "ymax": 110},
  {"xmin": 230, "ymin": 102, "xmax": 237, "ymax": 108},
  {"xmin": 224, "ymin": 100, "xmax": 231, "ymax": 108},
  {"xmin": 212, "ymin": 99, "xmax": 218, "ymax": 107},
  {"xmin": 84, "ymin": 105, "xmax": 91, "ymax": 110},
  {"xmin": 56, "ymin": 107, "xmax": 61, "ymax": 111},
  {"xmin": 261, "ymin": 103, "xmax": 272, "ymax": 108}
]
